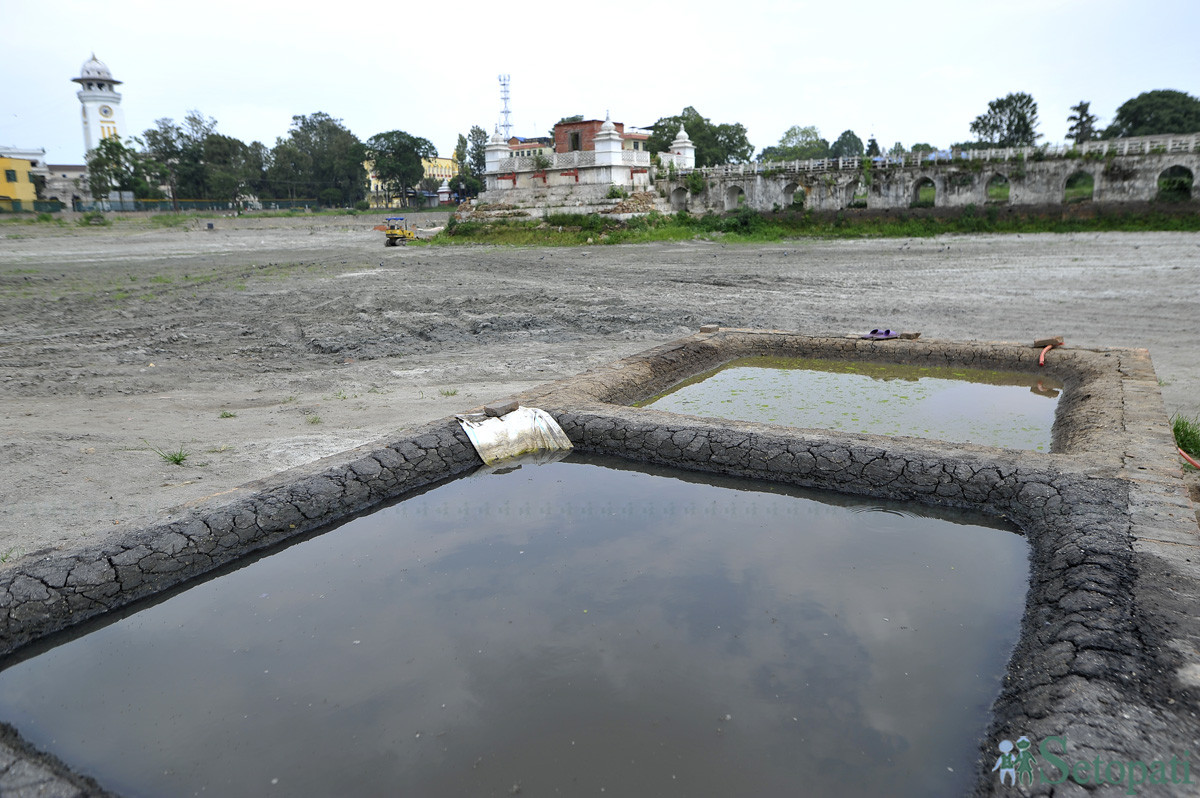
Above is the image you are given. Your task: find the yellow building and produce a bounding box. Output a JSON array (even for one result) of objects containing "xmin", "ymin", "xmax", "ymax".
[
  {"xmin": 0, "ymin": 157, "xmax": 38, "ymax": 210},
  {"xmin": 423, "ymin": 156, "xmax": 458, "ymax": 182},
  {"xmin": 363, "ymin": 160, "xmax": 386, "ymax": 199},
  {"xmin": 364, "ymin": 156, "xmax": 460, "ymax": 207}
]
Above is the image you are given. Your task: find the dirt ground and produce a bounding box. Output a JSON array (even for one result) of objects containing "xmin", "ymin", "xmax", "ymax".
[{"xmin": 1, "ymin": 213, "xmax": 1197, "ymax": 568}]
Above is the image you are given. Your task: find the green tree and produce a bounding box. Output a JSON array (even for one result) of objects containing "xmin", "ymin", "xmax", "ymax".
[
  {"xmin": 246, "ymin": 141, "xmax": 271, "ymax": 198},
  {"xmin": 266, "ymin": 141, "xmax": 312, "ymax": 201},
  {"xmin": 647, "ymin": 107, "xmax": 753, "ymax": 167},
  {"xmin": 1104, "ymin": 90, "xmax": 1200, "ymax": 138},
  {"xmin": 141, "ymin": 111, "xmax": 217, "ymax": 201},
  {"xmin": 453, "ymin": 133, "xmax": 469, "ymax": 175},
  {"xmin": 759, "ymin": 125, "xmax": 829, "ymax": 161},
  {"xmin": 452, "ymin": 173, "xmax": 482, "ymax": 199},
  {"xmin": 141, "ymin": 118, "xmax": 182, "ymax": 205},
  {"xmin": 866, "ymin": 137, "xmax": 881, "ymax": 157},
  {"xmin": 712, "ymin": 121, "xmax": 754, "ymax": 164},
  {"xmin": 203, "ymin": 133, "xmax": 257, "ymax": 207},
  {"xmin": 87, "ymin": 135, "xmax": 164, "ymax": 201},
  {"xmin": 829, "ymin": 130, "xmax": 865, "ymax": 159},
  {"xmin": 467, "ymin": 125, "xmax": 489, "ymax": 177},
  {"xmin": 86, "ymin": 135, "xmax": 137, "ymax": 200},
  {"xmin": 278, "ymin": 113, "xmax": 367, "ymax": 205},
  {"xmin": 969, "ymin": 92, "xmax": 1042, "ymax": 146},
  {"xmin": 1066, "ymin": 101, "xmax": 1099, "ymax": 143},
  {"xmin": 366, "ymin": 130, "xmax": 437, "ymax": 208},
  {"xmin": 888, "ymin": 141, "xmax": 905, "ymax": 156},
  {"xmin": 178, "ymin": 111, "xmax": 218, "ymax": 198},
  {"xmin": 910, "ymin": 143, "xmax": 936, "ymax": 153}
]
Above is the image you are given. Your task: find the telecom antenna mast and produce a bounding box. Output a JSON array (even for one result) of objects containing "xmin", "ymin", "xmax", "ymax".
[{"xmin": 498, "ymin": 74, "xmax": 512, "ymax": 139}]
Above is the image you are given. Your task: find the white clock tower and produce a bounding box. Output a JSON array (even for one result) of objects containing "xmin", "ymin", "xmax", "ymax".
[{"xmin": 73, "ymin": 54, "xmax": 126, "ymax": 154}]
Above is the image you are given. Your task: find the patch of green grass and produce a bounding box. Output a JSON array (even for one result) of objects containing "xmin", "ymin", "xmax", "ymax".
[
  {"xmin": 148, "ymin": 275, "xmax": 174, "ymax": 284},
  {"xmin": 1173, "ymin": 414, "xmax": 1200, "ymax": 460},
  {"xmin": 0, "ymin": 546, "xmax": 22, "ymax": 563},
  {"xmin": 144, "ymin": 439, "xmax": 190, "ymax": 465},
  {"xmin": 218, "ymin": 410, "xmax": 237, "ymax": 419},
  {"xmin": 149, "ymin": 214, "xmax": 191, "ymax": 228},
  {"xmin": 305, "ymin": 414, "xmax": 322, "ymax": 425},
  {"xmin": 439, "ymin": 388, "xmax": 459, "ymax": 397},
  {"xmin": 436, "ymin": 205, "xmax": 1200, "ymax": 247},
  {"xmin": 77, "ymin": 211, "xmax": 109, "ymax": 227}
]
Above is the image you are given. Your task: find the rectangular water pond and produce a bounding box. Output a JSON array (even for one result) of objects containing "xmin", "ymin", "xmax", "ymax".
[
  {"xmin": 638, "ymin": 356, "xmax": 1064, "ymax": 450},
  {"xmin": 0, "ymin": 454, "xmax": 1028, "ymax": 797}
]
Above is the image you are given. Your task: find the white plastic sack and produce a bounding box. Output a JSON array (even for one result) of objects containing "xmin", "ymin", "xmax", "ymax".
[{"xmin": 456, "ymin": 406, "xmax": 573, "ymax": 466}]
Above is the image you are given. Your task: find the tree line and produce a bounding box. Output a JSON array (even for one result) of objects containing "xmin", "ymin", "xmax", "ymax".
[
  {"xmin": 621, "ymin": 90, "xmax": 1199, "ymax": 172},
  {"xmin": 86, "ymin": 112, "xmax": 493, "ymax": 207},
  {"xmin": 753, "ymin": 89, "xmax": 1200, "ymax": 165}
]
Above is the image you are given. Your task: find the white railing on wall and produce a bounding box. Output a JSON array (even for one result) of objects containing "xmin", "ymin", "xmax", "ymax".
[
  {"xmin": 499, "ymin": 150, "xmax": 605, "ymax": 172},
  {"xmin": 685, "ymin": 132, "xmax": 1200, "ymax": 177},
  {"xmin": 491, "ymin": 132, "xmax": 1196, "ymax": 180}
]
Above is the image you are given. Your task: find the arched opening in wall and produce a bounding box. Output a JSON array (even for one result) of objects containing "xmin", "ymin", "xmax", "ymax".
[
  {"xmin": 724, "ymin": 186, "xmax": 745, "ymax": 212},
  {"xmin": 783, "ymin": 183, "xmax": 804, "ymax": 209},
  {"xmin": 670, "ymin": 187, "xmax": 689, "ymax": 211},
  {"xmin": 1063, "ymin": 171, "xmax": 1094, "ymax": 203},
  {"xmin": 1156, "ymin": 166, "xmax": 1194, "ymax": 202},
  {"xmin": 912, "ymin": 177, "xmax": 935, "ymax": 208},
  {"xmin": 849, "ymin": 179, "xmax": 867, "ymax": 209},
  {"xmin": 986, "ymin": 174, "xmax": 1010, "ymax": 203}
]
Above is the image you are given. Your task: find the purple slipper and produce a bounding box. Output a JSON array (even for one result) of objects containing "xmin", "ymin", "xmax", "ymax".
[{"xmin": 862, "ymin": 329, "xmax": 898, "ymax": 340}]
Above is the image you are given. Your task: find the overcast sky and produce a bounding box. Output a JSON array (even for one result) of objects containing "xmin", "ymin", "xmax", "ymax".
[{"xmin": 4, "ymin": 0, "xmax": 1198, "ymax": 165}]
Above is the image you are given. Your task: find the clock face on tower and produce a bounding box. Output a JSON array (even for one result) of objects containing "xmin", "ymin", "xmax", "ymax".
[{"xmin": 99, "ymin": 105, "xmax": 113, "ymax": 118}]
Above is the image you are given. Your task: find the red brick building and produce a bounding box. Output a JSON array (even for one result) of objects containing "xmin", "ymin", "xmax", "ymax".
[
  {"xmin": 554, "ymin": 119, "xmax": 617, "ymax": 153},
  {"xmin": 552, "ymin": 119, "xmax": 651, "ymax": 153}
]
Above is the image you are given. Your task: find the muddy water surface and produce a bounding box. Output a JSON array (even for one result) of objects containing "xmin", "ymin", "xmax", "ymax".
[
  {"xmin": 640, "ymin": 357, "xmax": 1063, "ymax": 450},
  {"xmin": 0, "ymin": 454, "xmax": 1028, "ymax": 797}
]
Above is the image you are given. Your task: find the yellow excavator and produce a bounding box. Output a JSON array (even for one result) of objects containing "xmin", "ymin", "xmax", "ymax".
[{"xmin": 383, "ymin": 216, "xmax": 415, "ymax": 247}]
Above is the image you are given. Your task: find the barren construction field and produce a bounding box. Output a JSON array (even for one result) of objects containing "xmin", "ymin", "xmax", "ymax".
[{"xmin": 1, "ymin": 213, "xmax": 1197, "ymax": 566}]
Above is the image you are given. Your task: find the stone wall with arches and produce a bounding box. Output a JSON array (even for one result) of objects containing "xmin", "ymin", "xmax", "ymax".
[{"xmin": 663, "ymin": 151, "xmax": 1199, "ymax": 214}]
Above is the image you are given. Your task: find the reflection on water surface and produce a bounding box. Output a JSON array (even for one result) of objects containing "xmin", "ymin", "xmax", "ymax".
[
  {"xmin": 639, "ymin": 356, "xmax": 1062, "ymax": 450},
  {"xmin": 0, "ymin": 454, "xmax": 1028, "ymax": 797}
]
